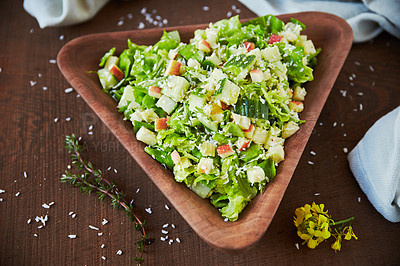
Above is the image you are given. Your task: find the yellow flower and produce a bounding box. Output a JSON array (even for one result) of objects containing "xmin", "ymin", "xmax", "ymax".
[
  {"xmin": 311, "ymin": 202, "xmax": 328, "ymax": 215},
  {"xmin": 331, "ymin": 234, "xmax": 342, "ymax": 253},
  {"xmin": 343, "ymin": 226, "xmax": 358, "ymax": 240}
]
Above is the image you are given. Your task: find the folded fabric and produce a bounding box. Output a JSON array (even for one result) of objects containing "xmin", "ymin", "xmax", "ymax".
[
  {"xmin": 239, "ymin": 0, "xmax": 400, "ymax": 42},
  {"xmin": 348, "ymin": 106, "xmax": 400, "ymax": 223},
  {"xmin": 23, "ymin": 0, "xmax": 109, "ymax": 28}
]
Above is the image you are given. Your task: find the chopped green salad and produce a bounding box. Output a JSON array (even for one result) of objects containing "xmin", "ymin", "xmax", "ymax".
[{"xmin": 97, "ymin": 15, "xmax": 319, "ymax": 221}]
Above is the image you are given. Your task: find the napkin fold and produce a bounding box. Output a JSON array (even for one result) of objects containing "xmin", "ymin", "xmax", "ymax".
[
  {"xmin": 239, "ymin": 0, "xmax": 400, "ymax": 42},
  {"xmin": 23, "ymin": 0, "xmax": 109, "ymax": 28},
  {"xmin": 348, "ymin": 107, "xmax": 400, "ymax": 223}
]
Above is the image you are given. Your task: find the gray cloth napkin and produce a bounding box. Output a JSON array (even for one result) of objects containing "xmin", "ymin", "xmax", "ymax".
[
  {"xmin": 239, "ymin": 0, "xmax": 400, "ymax": 42},
  {"xmin": 348, "ymin": 107, "xmax": 400, "ymax": 223}
]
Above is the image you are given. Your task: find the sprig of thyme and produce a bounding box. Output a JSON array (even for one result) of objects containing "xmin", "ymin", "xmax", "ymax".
[{"xmin": 62, "ymin": 134, "xmax": 153, "ymax": 263}]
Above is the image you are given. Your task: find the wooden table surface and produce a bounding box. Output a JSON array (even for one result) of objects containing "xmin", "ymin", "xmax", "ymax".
[{"xmin": 1, "ymin": 0, "xmax": 399, "ymax": 265}]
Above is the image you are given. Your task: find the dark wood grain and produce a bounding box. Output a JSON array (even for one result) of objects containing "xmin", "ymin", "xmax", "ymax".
[
  {"xmin": 1, "ymin": 0, "xmax": 399, "ymax": 265},
  {"xmin": 57, "ymin": 12, "xmax": 353, "ymax": 254}
]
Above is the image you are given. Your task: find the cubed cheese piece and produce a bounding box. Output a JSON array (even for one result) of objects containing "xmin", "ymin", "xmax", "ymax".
[
  {"xmin": 214, "ymin": 78, "xmax": 240, "ymax": 105},
  {"xmin": 282, "ymin": 121, "xmax": 300, "ymax": 139},
  {"xmin": 136, "ymin": 127, "xmax": 157, "ymax": 146},
  {"xmin": 268, "ymin": 145, "xmax": 285, "ymax": 163},
  {"xmin": 140, "ymin": 109, "xmax": 159, "ymax": 123},
  {"xmin": 206, "ymin": 52, "xmax": 221, "ymax": 66},
  {"xmin": 208, "ymin": 104, "xmax": 224, "ymax": 122},
  {"xmin": 199, "ymin": 141, "xmax": 216, "ymax": 157},
  {"xmin": 252, "ymin": 127, "xmax": 268, "ymax": 144},
  {"xmin": 156, "ymin": 95, "xmax": 177, "ymax": 114},
  {"xmin": 217, "ymin": 144, "xmax": 235, "ymax": 158},
  {"xmin": 206, "ymin": 27, "xmax": 218, "ymax": 48},
  {"xmin": 247, "ymin": 166, "xmax": 266, "ymax": 184},
  {"xmin": 293, "ymin": 86, "xmax": 307, "ymax": 101},
  {"xmin": 261, "ymin": 46, "xmax": 281, "ymax": 62},
  {"xmin": 130, "ymin": 110, "xmax": 143, "ymax": 122},
  {"xmin": 197, "ymin": 157, "xmax": 214, "ymax": 174},
  {"xmin": 209, "ymin": 68, "xmax": 227, "ymax": 83},
  {"xmin": 264, "ymin": 135, "xmax": 285, "ymax": 150},
  {"xmin": 289, "ymin": 101, "xmax": 304, "ymax": 112},
  {"xmin": 170, "ymin": 150, "xmax": 181, "ymax": 165},
  {"xmin": 235, "ymin": 137, "xmax": 251, "ymax": 151},
  {"xmin": 249, "ymin": 69, "xmax": 265, "ymax": 83},
  {"xmin": 231, "ymin": 113, "xmax": 251, "ymax": 130},
  {"xmin": 162, "ymin": 75, "xmax": 190, "ymax": 102}
]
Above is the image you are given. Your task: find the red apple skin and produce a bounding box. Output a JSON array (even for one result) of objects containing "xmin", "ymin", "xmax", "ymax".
[
  {"xmin": 165, "ymin": 60, "xmax": 181, "ymax": 76},
  {"xmin": 198, "ymin": 39, "xmax": 211, "ymax": 53},
  {"xmin": 217, "ymin": 144, "xmax": 234, "ymax": 157},
  {"xmin": 243, "ymin": 124, "xmax": 254, "ymax": 133},
  {"xmin": 239, "ymin": 140, "xmax": 250, "ymax": 151},
  {"xmin": 149, "ymin": 86, "xmax": 162, "ymax": 98},
  {"xmin": 243, "ymin": 41, "xmax": 255, "ymax": 52},
  {"xmin": 109, "ymin": 65, "xmax": 124, "ymax": 81},
  {"xmin": 155, "ymin": 117, "xmax": 168, "ymax": 131},
  {"xmin": 268, "ymin": 34, "xmax": 282, "ymax": 44}
]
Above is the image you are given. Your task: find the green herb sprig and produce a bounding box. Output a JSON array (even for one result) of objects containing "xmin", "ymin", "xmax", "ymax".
[{"xmin": 62, "ymin": 134, "xmax": 153, "ymax": 263}]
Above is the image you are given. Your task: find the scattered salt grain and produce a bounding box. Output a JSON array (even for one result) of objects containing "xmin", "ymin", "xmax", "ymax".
[
  {"xmin": 145, "ymin": 207, "xmax": 152, "ymax": 214},
  {"xmin": 27, "ymin": 219, "xmax": 31, "ymax": 224},
  {"xmin": 333, "ymin": 122, "xmax": 337, "ymax": 127},
  {"xmin": 0, "ymin": 189, "xmax": 5, "ymax": 193},
  {"xmin": 102, "ymin": 218, "xmax": 108, "ymax": 225},
  {"xmin": 88, "ymin": 131, "xmax": 93, "ymax": 135},
  {"xmin": 163, "ymin": 19, "xmax": 168, "ymax": 24},
  {"xmin": 54, "ymin": 118, "xmax": 58, "ymax": 123},
  {"xmin": 64, "ymin": 88, "xmax": 73, "ymax": 93},
  {"xmin": 68, "ymin": 235, "xmax": 77, "ymax": 239},
  {"xmin": 176, "ymin": 238, "xmax": 181, "ymax": 243},
  {"xmin": 0, "ymin": 67, "xmax": 2, "ymax": 73},
  {"xmin": 314, "ymin": 193, "xmax": 320, "ymax": 196},
  {"xmin": 357, "ymin": 92, "xmax": 364, "ymax": 96},
  {"xmin": 24, "ymin": 172, "xmax": 27, "ymax": 178},
  {"xmin": 117, "ymin": 20, "xmax": 124, "ymax": 26},
  {"xmin": 101, "ymin": 244, "xmax": 105, "ymax": 248},
  {"xmin": 224, "ymin": 218, "xmax": 228, "ymax": 222},
  {"xmin": 295, "ymin": 243, "xmax": 300, "ymax": 250},
  {"xmin": 359, "ymin": 103, "xmax": 363, "ymax": 111},
  {"xmin": 227, "ymin": 11, "xmax": 232, "ymax": 17},
  {"xmin": 107, "ymin": 166, "xmax": 112, "ymax": 171},
  {"xmin": 98, "ymin": 232, "xmax": 103, "ymax": 236},
  {"xmin": 161, "ymin": 230, "xmax": 168, "ymax": 234},
  {"xmin": 339, "ymin": 90, "xmax": 347, "ymax": 97},
  {"xmin": 136, "ymin": 188, "xmax": 140, "ymax": 193},
  {"xmin": 101, "ymin": 256, "xmax": 106, "ymax": 260},
  {"xmin": 65, "ymin": 117, "xmax": 71, "ymax": 121},
  {"xmin": 30, "ymin": 28, "xmax": 34, "ymax": 34},
  {"xmin": 310, "ymin": 151, "xmax": 316, "ymax": 156},
  {"xmin": 34, "ymin": 234, "xmax": 37, "ymax": 237},
  {"xmin": 138, "ymin": 22, "xmax": 145, "ymax": 29},
  {"xmin": 169, "ymin": 239, "xmax": 174, "ymax": 245},
  {"xmin": 42, "ymin": 203, "xmax": 50, "ymax": 209},
  {"xmin": 88, "ymin": 125, "xmax": 93, "ymax": 131},
  {"xmin": 113, "ymin": 168, "xmax": 118, "ymax": 174},
  {"xmin": 140, "ymin": 7, "xmax": 147, "ymax": 14},
  {"xmin": 171, "ymin": 224, "xmax": 176, "ymax": 229},
  {"xmin": 358, "ymin": 197, "xmax": 361, "ymax": 202},
  {"xmin": 15, "ymin": 192, "xmax": 21, "ymax": 197},
  {"xmin": 30, "ymin": 80, "xmax": 37, "ymax": 87},
  {"xmin": 343, "ymin": 147, "xmax": 348, "ymax": 153},
  {"xmin": 160, "ymin": 236, "xmax": 166, "ymax": 241},
  {"xmin": 68, "ymin": 211, "xmax": 74, "ymax": 215},
  {"xmin": 354, "ymin": 60, "xmax": 360, "ymax": 66},
  {"xmin": 49, "ymin": 59, "xmax": 57, "ymax": 64},
  {"xmin": 202, "ymin": 6, "xmax": 210, "ymax": 11},
  {"xmin": 116, "ymin": 250, "xmax": 123, "ymax": 255},
  {"xmin": 307, "ymin": 161, "xmax": 314, "ymax": 165},
  {"xmin": 369, "ymin": 65, "xmax": 374, "ymax": 72},
  {"xmin": 348, "ymin": 76, "xmax": 353, "ymax": 81},
  {"xmin": 89, "ymin": 225, "xmax": 99, "ymax": 230},
  {"xmin": 162, "ymin": 223, "xmax": 169, "ymax": 228},
  {"xmin": 59, "ymin": 34, "xmax": 64, "ymax": 40},
  {"xmin": 165, "ymin": 204, "xmax": 170, "ymax": 210}
]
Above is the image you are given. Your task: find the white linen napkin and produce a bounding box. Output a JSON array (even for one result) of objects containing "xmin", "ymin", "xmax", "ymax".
[
  {"xmin": 348, "ymin": 106, "xmax": 400, "ymax": 223},
  {"xmin": 239, "ymin": 0, "xmax": 400, "ymax": 42},
  {"xmin": 23, "ymin": 0, "xmax": 109, "ymax": 28}
]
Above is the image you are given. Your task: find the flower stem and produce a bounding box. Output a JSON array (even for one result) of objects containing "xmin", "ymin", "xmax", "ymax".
[{"xmin": 329, "ymin": 216, "xmax": 354, "ymax": 228}]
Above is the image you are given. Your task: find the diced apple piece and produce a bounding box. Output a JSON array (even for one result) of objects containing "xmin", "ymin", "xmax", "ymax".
[
  {"xmin": 243, "ymin": 41, "xmax": 255, "ymax": 52},
  {"xmin": 206, "ymin": 52, "xmax": 221, "ymax": 66},
  {"xmin": 249, "ymin": 69, "xmax": 265, "ymax": 83},
  {"xmin": 156, "ymin": 95, "xmax": 177, "ymax": 114},
  {"xmin": 98, "ymin": 68, "xmax": 118, "ymax": 90},
  {"xmin": 282, "ymin": 121, "xmax": 300, "ymax": 139},
  {"xmin": 235, "ymin": 137, "xmax": 251, "ymax": 151},
  {"xmin": 140, "ymin": 109, "xmax": 159, "ymax": 123},
  {"xmin": 155, "ymin": 117, "xmax": 168, "ymax": 132},
  {"xmin": 109, "ymin": 65, "xmax": 124, "ymax": 81},
  {"xmin": 208, "ymin": 104, "xmax": 224, "ymax": 122},
  {"xmin": 164, "ymin": 59, "xmax": 181, "ymax": 76},
  {"xmin": 264, "ymin": 135, "xmax": 285, "ymax": 150},
  {"xmin": 206, "ymin": 27, "xmax": 218, "ymax": 48},
  {"xmin": 130, "ymin": 110, "xmax": 143, "ymax": 122},
  {"xmin": 197, "ymin": 157, "xmax": 214, "ymax": 174},
  {"xmin": 293, "ymin": 86, "xmax": 307, "ymax": 101},
  {"xmin": 187, "ymin": 58, "xmax": 201, "ymax": 68},
  {"xmin": 261, "ymin": 46, "xmax": 282, "ymax": 62},
  {"xmin": 243, "ymin": 124, "xmax": 255, "ymax": 139},
  {"xmin": 196, "ymin": 38, "xmax": 211, "ymax": 53},
  {"xmin": 148, "ymin": 86, "xmax": 162, "ymax": 98},
  {"xmin": 231, "ymin": 113, "xmax": 251, "ymax": 130},
  {"xmin": 163, "ymin": 75, "xmax": 190, "ymax": 102},
  {"xmin": 188, "ymin": 94, "xmax": 206, "ymax": 112},
  {"xmin": 199, "ymin": 141, "xmax": 216, "ymax": 157},
  {"xmin": 170, "ymin": 150, "xmax": 181, "ymax": 165},
  {"xmin": 214, "ymin": 78, "xmax": 240, "ymax": 106},
  {"xmin": 252, "ymin": 127, "xmax": 268, "ymax": 144},
  {"xmin": 289, "ymin": 101, "xmax": 304, "ymax": 112},
  {"xmin": 117, "ymin": 85, "xmax": 134, "ymax": 109},
  {"xmin": 286, "ymin": 87, "xmax": 293, "ymax": 99},
  {"xmin": 105, "ymin": 56, "xmax": 119, "ymax": 70},
  {"xmin": 136, "ymin": 127, "xmax": 157, "ymax": 146},
  {"xmin": 268, "ymin": 145, "xmax": 285, "ymax": 163},
  {"xmin": 217, "ymin": 144, "xmax": 235, "ymax": 158},
  {"xmin": 247, "ymin": 166, "xmax": 266, "ymax": 184},
  {"xmin": 209, "ymin": 68, "xmax": 228, "ymax": 83},
  {"xmin": 168, "ymin": 49, "xmax": 178, "ymax": 60},
  {"xmin": 269, "ymin": 34, "xmax": 282, "ymax": 44}
]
